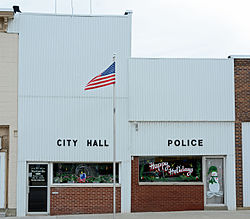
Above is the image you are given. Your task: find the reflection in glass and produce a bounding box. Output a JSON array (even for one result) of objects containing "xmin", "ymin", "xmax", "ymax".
[
  {"xmin": 53, "ymin": 163, "xmax": 119, "ymax": 184},
  {"xmin": 139, "ymin": 156, "xmax": 202, "ymax": 182}
]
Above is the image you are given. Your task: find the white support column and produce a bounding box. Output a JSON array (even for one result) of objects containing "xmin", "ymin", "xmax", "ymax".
[
  {"xmin": 0, "ymin": 152, "xmax": 6, "ymax": 208},
  {"xmin": 121, "ymin": 159, "xmax": 131, "ymax": 213},
  {"xmin": 242, "ymin": 122, "xmax": 250, "ymax": 207}
]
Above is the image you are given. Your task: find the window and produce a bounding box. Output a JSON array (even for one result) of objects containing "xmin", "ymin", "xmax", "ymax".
[
  {"xmin": 53, "ymin": 163, "xmax": 119, "ymax": 184},
  {"xmin": 205, "ymin": 158, "xmax": 224, "ymax": 205},
  {"xmin": 139, "ymin": 156, "xmax": 202, "ymax": 182}
]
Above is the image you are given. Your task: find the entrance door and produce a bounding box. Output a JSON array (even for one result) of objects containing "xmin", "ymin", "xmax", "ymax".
[
  {"xmin": 205, "ymin": 158, "xmax": 225, "ymax": 206},
  {"xmin": 28, "ymin": 164, "xmax": 48, "ymax": 213}
]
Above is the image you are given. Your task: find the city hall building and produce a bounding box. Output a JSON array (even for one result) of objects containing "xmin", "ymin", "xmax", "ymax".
[{"xmin": 2, "ymin": 8, "xmax": 250, "ymax": 216}]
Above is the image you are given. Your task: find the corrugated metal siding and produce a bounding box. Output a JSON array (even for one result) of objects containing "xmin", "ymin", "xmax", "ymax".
[
  {"xmin": 130, "ymin": 122, "xmax": 235, "ymax": 156},
  {"xmin": 16, "ymin": 13, "xmax": 131, "ymax": 162},
  {"xmin": 16, "ymin": 13, "xmax": 132, "ymax": 216},
  {"xmin": 17, "ymin": 14, "xmax": 130, "ymax": 97},
  {"xmin": 128, "ymin": 58, "xmax": 235, "ymax": 121},
  {"xmin": 0, "ymin": 153, "xmax": 6, "ymax": 208},
  {"xmin": 18, "ymin": 97, "xmax": 129, "ymax": 161},
  {"xmin": 242, "ymin": 122, "xmax": 250, "ymax": 207}
]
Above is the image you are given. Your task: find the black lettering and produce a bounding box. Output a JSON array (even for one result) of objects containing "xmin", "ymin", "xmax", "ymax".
[
  {"xmin": 87, "ymin": 140, "xmax": 92, "ymax": 146},
  {"xmin": 67, "ymin": 139, "xmax": 71, "ymax": 146},
  {"xmin": 168, "ymin": 140, "xmax": 173, "ymax": 146},
  {"xmin": 99, "ymin": 140, "xmax": 103, "ymax": 146},
  {"xmin": 104, "ymin": 140, "xmax": 109, "ymax": 147},
  {"xmin": 174, "ymin": 140, "xmax": 180, "ymax": 146},
  {"xmin": 187, "ymin": 139, "xmax": 190, "ymax": 146},
  {"xmin": 63, "ymin": 139, "xmax": 65, "ymax": 146},
  {"xmin": 198, "ymin": 139, "xmax": 203, "ymax": 146},
  {"xmin": 93, "ymin": 140, "xmax": 98, "ymax": 146},
  {"xmin": 182, "ymin": 140, "xmax": 186, "ymax": 146},
  {"xmin": 73, "ymin": 139, "xmax": 78, "ymax": 146},
  {"xmin": 191, "ymin": 139, "xmax": 197, "ymax": 146},
  {"xmin": 57, "ymin": 139, "xmax": 62, "ymax": 146}
]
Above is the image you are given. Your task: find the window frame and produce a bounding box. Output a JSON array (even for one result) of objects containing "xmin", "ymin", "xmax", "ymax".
[
  {"xmin": 203, "ymin": 156, "xmax": 226, "ymax": 207},
  {"xmin": 51, "ymin": 162, "xmax": 121, "ymax": 187},
  {"xmin": 138, "ymin": 156, "xmax": 204, "ymax": 185}
]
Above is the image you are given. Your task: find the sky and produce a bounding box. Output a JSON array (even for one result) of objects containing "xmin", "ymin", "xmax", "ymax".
[{"xmin": 1, "ymin": 0, "xmax": 250, "ymax": 58}]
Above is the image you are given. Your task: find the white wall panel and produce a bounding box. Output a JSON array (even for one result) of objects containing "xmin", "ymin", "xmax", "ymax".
[
  {"xmin": 225, "ymin": 154, "xmax": 236, "ymax": 210},
  {"xmin": 0, "ymin": 152, "xmax": 6, "ymax": 208},
  {"xmin": 15, "ymin": 13, "xmax": 131, "ymax": 163},
  {"xmin": 242, "ymin": 122, "xmax": 250, "ymax": 207},
  {"xmin": 18, "ymin": 97, "xmax": 128, "ymax": 162},
  {"xmin": 16, "ymin": 14, "xmax": 131, "ymax": 98},
  {"xmin": 15, "ymin": 13, "xmax": 132, "ymax": 215},
  {"xmin": 130, "ymin": 122, "xmax": 235, "ymax": 156},
  {"xmin": 129, "ymin": 58, "xmax": 234, "ymax": 121}
]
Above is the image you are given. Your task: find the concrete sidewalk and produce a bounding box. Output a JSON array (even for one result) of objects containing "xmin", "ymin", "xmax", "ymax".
[{"xmin": 7, "ymin": 211, "xmax": 250, "ymax": 219}]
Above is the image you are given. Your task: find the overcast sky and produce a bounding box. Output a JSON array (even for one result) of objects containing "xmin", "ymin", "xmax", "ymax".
[{"xmin": 1, "ymin": 0, "xmax": 250, "ymax": 58}]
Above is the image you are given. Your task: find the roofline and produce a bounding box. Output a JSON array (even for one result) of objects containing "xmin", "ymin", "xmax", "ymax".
[
  {"xmin": 228, "ymin": 55, "xmax": 250, "ymax": 59},
  {"xmin": 129, "ymin": 57, "xmax": 230, "ymax": 60},
  {"xmin": 17, "ymin": 12, "xmax": 131, "ymax": 18}
]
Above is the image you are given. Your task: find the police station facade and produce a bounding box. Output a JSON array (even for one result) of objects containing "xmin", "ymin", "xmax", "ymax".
[{"xmin": 6, "ymin": 12, "xmax": 250, "ymax": 216}]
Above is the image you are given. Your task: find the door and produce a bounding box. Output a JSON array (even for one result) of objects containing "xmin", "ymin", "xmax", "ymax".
[
  {"xmin": 205, "ymin": 158, "xmax": 225, "ymax": 205},
  {"xmin": 28, "ymin": 164, "xmax": 48, "ymax": 213}
]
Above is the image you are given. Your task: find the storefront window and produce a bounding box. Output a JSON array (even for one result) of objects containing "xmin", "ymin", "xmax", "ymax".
[
  {"xmin": 53, "ymin": 163, "xmax": 119, "ymax": 184},
  {"xmin": 139, "ymin": 156, "xmax": 202, "ymax": 182}
]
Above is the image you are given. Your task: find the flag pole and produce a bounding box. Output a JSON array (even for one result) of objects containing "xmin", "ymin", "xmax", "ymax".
[{"xmin": 113, "ymin": 54, "xmax": 116, "ymax": 219}]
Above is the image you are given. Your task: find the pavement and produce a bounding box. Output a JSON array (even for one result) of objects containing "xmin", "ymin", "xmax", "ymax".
[{"xmin": 6, "ymin": 210, "xmax": 250, "ymax": 219}]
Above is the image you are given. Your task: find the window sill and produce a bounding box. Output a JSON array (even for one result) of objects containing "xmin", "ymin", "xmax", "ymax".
[
  {"xmin": 50, "ymin": 183, "xmax": 121, "ymax": 187},
  {"xmin": 139, "ymin": 182, "xmax": 204, "ymax": 186}
]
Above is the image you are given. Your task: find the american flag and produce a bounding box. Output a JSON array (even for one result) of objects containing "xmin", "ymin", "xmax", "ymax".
[{"xmin": 85, "ymin": 62, "xmax": 115, "ymax": 90}]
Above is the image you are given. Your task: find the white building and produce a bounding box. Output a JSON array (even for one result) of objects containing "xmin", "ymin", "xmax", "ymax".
[{"xmin": 7, "ymin": 11, "xmax": 236, "ymax": 216}]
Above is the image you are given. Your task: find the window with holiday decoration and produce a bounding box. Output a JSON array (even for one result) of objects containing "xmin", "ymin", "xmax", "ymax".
[
  {"xmin": 205, "ymin": 158, "xmax": 224, "ymax": 204},
  {"xmin": 53, "ymin": 163, "xmax": 119, "ymax": 184},
  {"xmin": 139, "ymin": 156, "xmax": 202, "ymax": 182}
]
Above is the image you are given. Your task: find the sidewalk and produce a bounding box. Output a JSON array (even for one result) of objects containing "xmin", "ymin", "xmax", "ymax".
[{"xmin": 7, "ymin": 210, "xmax": 250, "ymax": 219}]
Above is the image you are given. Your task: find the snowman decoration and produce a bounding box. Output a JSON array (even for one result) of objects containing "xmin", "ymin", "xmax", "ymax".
[{"xmin": 207, "ymin": 166, "xmax": 223, "ymax": 198}]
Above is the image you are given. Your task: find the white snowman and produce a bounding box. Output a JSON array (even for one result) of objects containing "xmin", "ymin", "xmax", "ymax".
[
  {"xmin": 207, "ymin": 166, "xmax": 223, "ymax": 198},
  {"xmin": 209, "ymin": 170, "xmax": 220, "ymax": 193}
]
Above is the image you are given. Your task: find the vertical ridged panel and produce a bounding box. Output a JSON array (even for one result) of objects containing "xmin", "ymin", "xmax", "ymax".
[
  {"xmin": 130, "ymin": 122, "xmax": 235, "ymax": 156},
  {"xmin": 16, "ymin": 13, "xmax": 131, "ymax": 162},
  {"xmin": 0, "ymin": 153, "xmax": 6, "ymax": 208},
  {"xmin": 18, "ymin": 97, "xmax": 129, "ymax": 162},
  {"xmin": 15, "ymin": 14, "xmax": 132, "ymax": 216},
  {"xmin": 17, "ymin": 14, "xmax": 131, "ymax": 97},
  {"xmin": 129, "ymin": 58, "xmax": 234, "ymax": 121},
  {"xmin": 242, "ymin": 122, "xmax": 250, "ymax": 207}
]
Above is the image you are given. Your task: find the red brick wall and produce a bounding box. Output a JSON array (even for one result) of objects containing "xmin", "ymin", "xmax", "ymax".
[
  {"xmin": 50, "ymin": 187, "xmax": 121, "ymax": 215},
  {"xmin": 131, "ymin": 157, "xmax": 204, "ymax": 212},
  {"xmin": 235, "ymin": 122, "xmax": 243, "ymax": 207},
  {"xmin": 234, "ymin": 58, "xmax": 250, "ymax": 207},
  {"xmin": 235, "ymin": 59, "xmax": 250, "ymax": 122}
]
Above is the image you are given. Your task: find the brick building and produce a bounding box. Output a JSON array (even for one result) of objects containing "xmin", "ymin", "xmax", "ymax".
[{"xmin": 231, "ymin": 56, "xmax": 250, "ymax": 208}]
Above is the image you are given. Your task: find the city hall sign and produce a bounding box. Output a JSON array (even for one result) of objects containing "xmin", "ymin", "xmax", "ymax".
[{"xmin": 56, "ymin": 139, "xmax": 109, "ymax": 147}]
